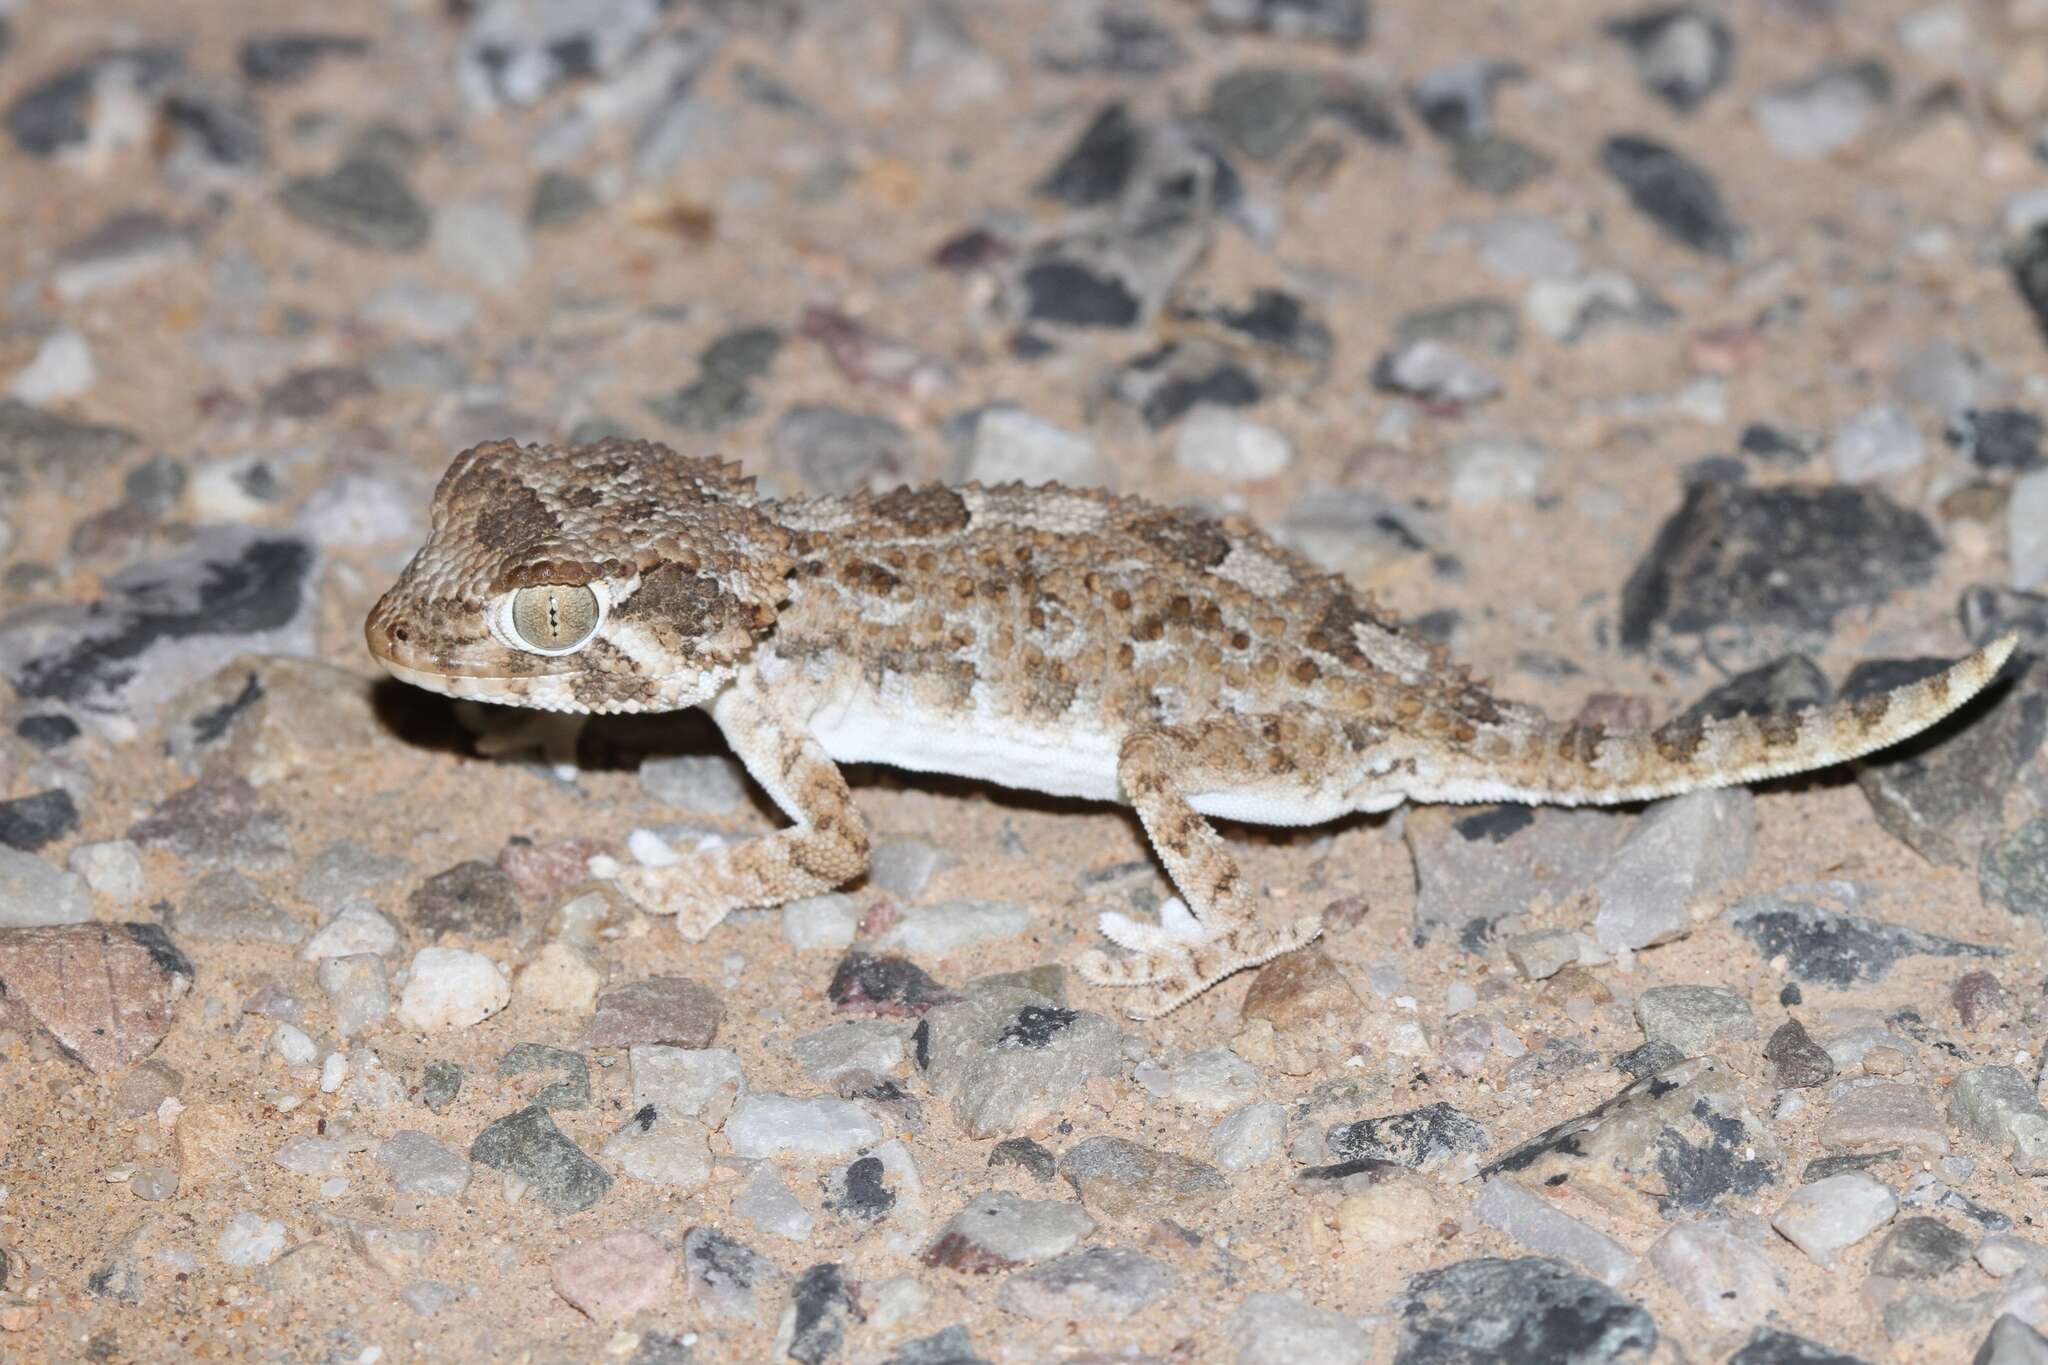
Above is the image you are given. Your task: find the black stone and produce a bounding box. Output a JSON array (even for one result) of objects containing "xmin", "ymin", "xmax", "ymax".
[
  {"xmin": 1327, "ymin": 1102, "xmax": 1489, "ymax": 1168},
  {"xmin": 1038, "ymin": 103, "xmax": 1141, "ymax": 208},
  {"xmin": 828, "ymin": 1155, "xmax": 896, "ymax": 1223},
  {"xmin": 785, "ymin": 1262, "xmax": 855, "ymax": 1365},
  {"xmin": 1961, "ymin": 586, "xmax": 2048, "ymax": 653},
  {"xmin": 1020, "ymin": 260, "xmax": 1142, "ymax": 329},
  {"xmin": 263, "ymin": 365, "xmax": 374, "ymax": 420},
  {"xmin": 1408, "ymin": 59, "xmax": 1519, "ymax": 143},
  {"xmin": 1727, "ymin": 897, "xmax": 1999, "ymax": 987},
  {"xmin": 829, "ymin": 951, "xmax": 955, "ymax": 1017},
  {"xmin": 1396, "ymin": 1256, "xmax": 1658, "ymax": 1364},
  {"xmin": 1740, "ymin": 422, "xmax": 1814, "ymax": 465},
  {"xmin": 683, "ymin": 1225, "xmax": 779, "ymax": 1306},
  {"xmin": 997, "ymin": 1004, "xmax": 1077, "ymax": 1049},
  {"xmin": 1727, "ymin": 1328, "xmax": 1872, "ymax": 1365},
  {"xmin": 1614, "ymin": 1040, "xmax": 1686, "ymax": 1081},
  {"xmin": 14, "ymin": 714, "xmax": 79, "ymax": 750},
  {"xmin": 1600, "ymin": 134, "xmax": 1743, "ymax": 260},
  {"xmin": 1678, "ymin": 654, "xmax": 1831, "ymax": 728},
  {"xmin": 1453, "ymin": 805, "xmax": 1534, "ymax": 844},
  {"xmin": 1140, "ymin": 358, "xmax": 1262, "ymax": 428},
  {"xmin": 0, "ymin": 788, "xmax": 78, "ymax": 852},
  {"xmin": 1454, "ymin": 134, "xmax": 1553, "ymax": 196},
  {"xmin": 2009, "ymin": 224, "xmax": 2048, "ymax": 346},
  {"xmin": 646, "ymin": 373, "xmax": 760, "ymax": 434},
  {"xmin": 7, "ymin": 534, "xmax": 313, "ymax": 706},
  {"xmin": 1653, "ymin": 1109, "xmax": 1776, "ymax": 1213},
  {"xmin": 529, "ymin": 170, "xmax": 598, "ymax": 231},
  {"xmin": 1950, "ymin": 407, "xmax": 2044, "ymax": 471},
  {"xmin": 989, "ymin": 1136, "xmax": 1057, "ymax": 1181},
  {"xmin": 6, "ymin": 49, "xmax": 181, "ymax": 158},
  {"xmin": 278, "ymin": 156, "xmax": 431, "ymax": 252},
  {"xmin": 1618, "ymin": 482, "xmax": 1942, "ymax": 650},
  {"xmin": 119, "ymin": 923, "xmax": 193, "ymax": 983},
  {"xmin": 239, "ymin": 32, "xmax": 370, "ymax": 84}
]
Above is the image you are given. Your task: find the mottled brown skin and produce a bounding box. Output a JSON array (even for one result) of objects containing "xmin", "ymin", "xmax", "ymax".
[{"xmin": 367, "ymin": 439, "xmax": 2019, "ymax": 1018}]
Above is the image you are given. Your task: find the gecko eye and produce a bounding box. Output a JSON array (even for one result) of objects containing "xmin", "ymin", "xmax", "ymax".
[{"xmin": 505, "ymin": 584, "xmax": 604, "ymax": 654}]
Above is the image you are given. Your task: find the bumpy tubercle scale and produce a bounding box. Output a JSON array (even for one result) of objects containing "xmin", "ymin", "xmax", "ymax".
[{"xmin": 367, "ymin": 438, "xmax": 2020, "ymax": 1018}]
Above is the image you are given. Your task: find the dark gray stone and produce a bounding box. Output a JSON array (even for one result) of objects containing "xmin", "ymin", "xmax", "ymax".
[
  {"xmin": 684, "ymin": 1225, "xmax": 785, "ymax": 1324},
  {"xmin": 1869, "ymin": 1217, "xmax": 1971, "ymax": 1280},
  {"xmin": 528, "ymin": 170, "xmax": 597, "ymax": 231},
  {"xmin": 1619, "ymin": 482, "xmax": 1942, "ymax": 653},
  {"xmin": 1327, "ymin": 1103, "xmax": 1489, "ymax": 1170},
  {"xmin": 1764, "ymin": 1020, "xmax": 1835, "ymax": 1088},
  {"xmin": 408, "ymin": 861, "xmax": 521, "ymax": 940},
  {"xmin": 1950, "ymin": 409, "xmax": 2044, "ymax": 472},
  {"xmin": 239, "ymin": 32, "xmax": 371, "ymax": 84},
  {"xmin": 468, "ymin": 1106, "xmax": 611, "ymax": 1214},
  {"xmin": 279, "ymin": 157, "xmax": 431, "ymax": 252},
  {"xmin": 1962, "ymin": 587, "xmax": 2048, "ymax": 654},
  {"xmin": 1678, "ymin": 655, "xmax": 1832, "ymax": 729},
  {"xmin": 6, "ymin": 48, "xmax": 181, "ymax": 158},
  {"xmin": 0, "ymin": 400, "xmax": 139, "ymax": 499},
  {"xmin": 1483, "ymin": 1057, "xmax": 1778, "ymax": 1218},
  {"xmin": 989, "ymin": 1136, "xmax": 1057, "ymax": 1181},
  {"xmin": 770, "ymin": 404, "xmax": 912, "ymax": 494},
  {"xmin": 2009, "ymin": 224, "xmax": 2048, "ymax": 347},
  {"xmin": 0, "ymin": 789, "xmax": 78, "ymax": 853},
  {"xmin": 1600, "ymin": 134, "xmax": 1743, "ymax": 260},
  {"xmin": 1604, "ymin": 7, "xmax": 1735, "ymax": 112},
  {"xmin": 1202, "ymin": 0, "xmax": 1370, "ymax": 47},
  {"xmin": 419, "ymin": 1060, "xmax": 462, "ymax": 1114},
  {"xmin": 1726, "ymin": 896, "xmax": 1999, "ymax": 986},
  {"xmin": 781, "ymin": 1262, "xmax": 855, "ymax": 1364},
  {"xmin": 1982, "ymin": 819, "xmax": 2048, "ymax": 922},
  {"xmin": 1844, "ymin": 657, "xmax": 2047, "ymax": 869},
  {"xmin": 0, "ymin": 528, "xmax": 315, "ymax": 729},
  {"xmin": 1396, "ymin": 1256, "xmax": 1658, "ymax": 1364},
  {"xmin": 1728, "ymin": 1328, "xmax": 1872, "ymax": 1365},
  {"xmin": 1454, "ymin": 134, "xmax": 1553, "ymax": 196}
]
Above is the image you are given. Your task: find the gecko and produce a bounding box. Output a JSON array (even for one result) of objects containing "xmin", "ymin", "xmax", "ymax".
[{"xmin": 364, "ymin": 438, "xmax": 2020, "ymax": 1019}]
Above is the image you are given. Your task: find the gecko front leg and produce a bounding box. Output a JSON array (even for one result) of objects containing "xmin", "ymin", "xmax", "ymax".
[{"xmin": 617, "ymin": 676, "xmax": 870, "ymax": 939}]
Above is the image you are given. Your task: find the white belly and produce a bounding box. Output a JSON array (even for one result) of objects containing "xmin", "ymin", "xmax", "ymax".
[{"xmin": 808, "ymin": 693, "xmax": 1123, "ymax": 802}]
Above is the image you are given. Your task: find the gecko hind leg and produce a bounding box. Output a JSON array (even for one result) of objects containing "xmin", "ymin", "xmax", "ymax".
[{"xmin": 1075, "ymin": 724, "xmax": 1324, "ymax": 1019}]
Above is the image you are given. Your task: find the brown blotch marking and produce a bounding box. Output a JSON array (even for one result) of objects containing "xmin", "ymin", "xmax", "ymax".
[
  {"xmin": 1557, "ymin": 722, "xmax": 1605, "ymax": 765},
  {"xmin": 870, "ymin": 484, "xmax": 970, "ymax": 536},
  {"xmin": 1757, "ymin": 712, "xmax": 1803, "ymax": 748},
  {"xmin": 1851, "ymin": 691, "xmax": 1891, "ymax": 730},
  {"xmin": 1651, "ymin": 717, "xmax": 1707, "ymax": 763},
  {"xmin": 614, "ymin": 559, "xmax": 743, "ymax": 652},
  {"xmin": 1131, "ymin": 507, "xmax": 1232, "ymax": 571},
  {"xmin": 473, "ymin": 478, "xmax": 562, "ymax": 554}
]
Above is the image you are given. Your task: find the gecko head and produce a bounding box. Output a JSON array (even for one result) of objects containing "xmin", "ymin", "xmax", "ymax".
[{"xmin": 366, "ymin": 438, "xmax": 795, "ymax": 714}]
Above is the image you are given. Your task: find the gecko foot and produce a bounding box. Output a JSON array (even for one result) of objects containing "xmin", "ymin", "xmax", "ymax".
[{"xmin": 1075, "ymin": 906, "xmax": 1324, "ymax": 1020}]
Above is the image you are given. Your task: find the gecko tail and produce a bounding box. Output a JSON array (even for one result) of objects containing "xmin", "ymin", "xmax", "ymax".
[{"xmin": 1429, "ymin": 632, "xmax": 2021, "ymax": 807}]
